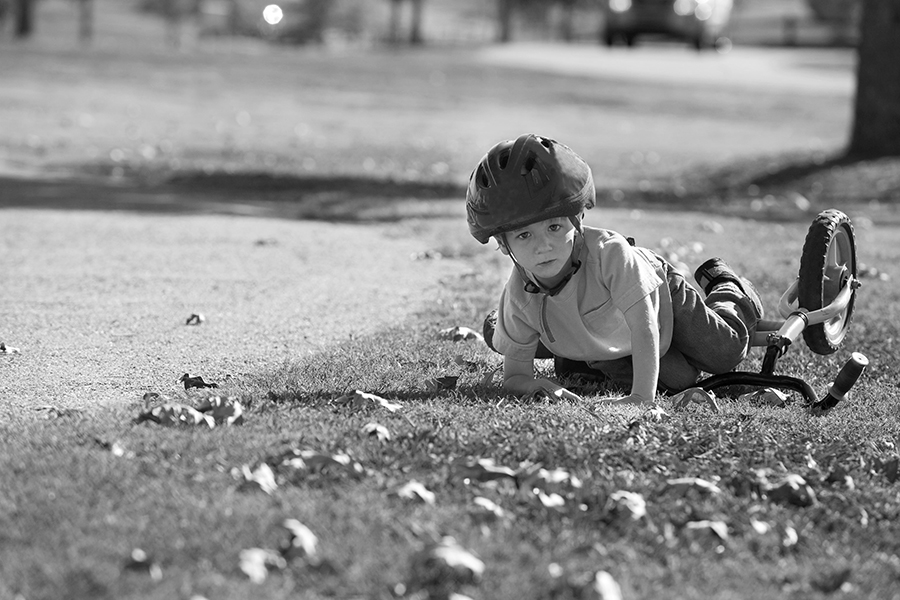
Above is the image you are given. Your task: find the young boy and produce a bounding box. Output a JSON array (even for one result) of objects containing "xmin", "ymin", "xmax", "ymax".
[{"xmin": 467, "ymin": 133, "xmax": 763, "ymax": 403}]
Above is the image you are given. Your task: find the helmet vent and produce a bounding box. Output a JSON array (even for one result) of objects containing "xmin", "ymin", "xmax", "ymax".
[
  {"xmin": 477, "ymin": 165, "xmax": 490, "ymax": 188},
  {"xmin": 498, "ymin": 149, "xmax": 510, "ymax": 169},
  {"xmin": 538, "ymin": 137, "xmax": 553, "ymax": 149},
  {"xmin": 521, "ymin": 154, "xmax": 536, "ymax": 175}
]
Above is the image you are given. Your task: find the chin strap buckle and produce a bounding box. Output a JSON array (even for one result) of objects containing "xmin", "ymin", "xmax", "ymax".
[{"xmin": 523, "ymin": 260, "xmax": 582, "ymax": 297}]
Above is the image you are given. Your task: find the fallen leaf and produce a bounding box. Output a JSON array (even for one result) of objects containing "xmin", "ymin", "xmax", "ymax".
[
  {"xmin": 750, "ymin": 518, "xmax": 770, "ymax": 535},
  {"xmin": 766, "ymin": 474, "xmax": 817, "ymax": 507},
  {"xmin": 594, "ymin": 571, "xmax": 623, "ymax": 600},
  {"xmin": 0, "ymin": 342, "xmax": 20, "ymax": 354},
  {"xmin": 811, "ymin": 565, "xmax": 852, "ymax": 593},
  {"xmin": 179, "ymin": 373, "xmax": 219, "ymax": 390},
  {"xmin": 124, "ymin": 548, "xmax": 162, "ymax": 581},
  {"xmin": 453, "ymin": 355, "xmax": 480, "ymax": 371},
  {"xmin": 278, "ymin": 449, "xmax": 365, "ymax": 479},
  {"xmin": 94, "ymin": 437, "xmax": 134, "ymax": 459},
  {"xmin": 685, "ymin": 519, "xmax": 729, "ymax": 541},
  {"xmin": 536, "ymin": 491, "xmax": 566, "ymax": 509},
  {"xmin": 334, "ymin": 390, "xmax": 402, "ymax": 413},
  {"xmin": 409, "ymin": 536, "xmax": 485, "ymax": 592},
  {"xmin": 34, "ymin": 405, "xmax": 82, "ymax": 420},
  {"xmin": 195, "ymin": 395, "xmax": 244, "ymax": 426},
  {"xmin": 185, "ymin": 313, "xmax": 205, "ymax": 325},
  {"xmin": 424, "ymin": 375, "xmax": 459, "ymax": 392},
  {"xmin": 666, "ymin": 477, "xmax": 722, "ymax": 497},
  {"xmin": 480, "ymin": 367, "xmax": 500, "ymax": 388},
  {"xmin": 134, "ymin": 403, "xmax": 214, "ymax": 428},
  {"xmin": 453, "ymin": 457, "xmax": 517, "ymax": 484},
  {"xmin": 609, "ymin": 490, "xmax": 646, "ymax": 521},
  {"xmin": 282, "ymin": 519, "xmax": 319, "ymax": 563},
  {"xmin": 390, "ymin": 480, "xmax": 436, "ymax": 505},
  {"xmin": 141, "ymin": 391, "xmax": 169, "ymax": 409},
  {"xmin": 519, "ymin": 466, "xmax": 582, "ymax": 496},
  {"xmin": 239, "ymin": 548, "xmax": 286, "ymax": 584},
  {"xmin": 238, "ymin": 463, "xmax": 278, "ymax": 495},
  {"xmin": 360, "ymin": 422, "xmax": 391, "ymax": 441},
  {"xmin": 439, "ymin": 326, "xmax": 484, "ymax": 343},
  {"xmin": 645, "ymin": 405, "xmax": 670, "ymax": 421},
  {"xmin": 782, "ymin": 525, "xmax": 799, "ymax": 548},
  {"xmin": 739, "ymin": 387, "xmax": 789, "ymax": 407},
  {"xmin": 671, "ymin": 387, "xmax": 719, "ymax": 412},
  {"xmin": 471, "ymin": 496, "xmax": 507, "ymax": 522}
]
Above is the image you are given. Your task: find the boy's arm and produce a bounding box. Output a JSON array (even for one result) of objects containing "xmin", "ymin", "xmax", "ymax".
[
  {"xmin": 619, "ymin": 294, "xmax": 660, "ymax": 403},
  {"xmin": 503, "ymin": 354, "xmax": 583, "ymax": 402}
]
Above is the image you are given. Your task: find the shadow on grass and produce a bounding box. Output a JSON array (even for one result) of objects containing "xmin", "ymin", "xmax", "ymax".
[{"xmin": 0, "ymin": 171, "xmax": 466, "ymax": 222}]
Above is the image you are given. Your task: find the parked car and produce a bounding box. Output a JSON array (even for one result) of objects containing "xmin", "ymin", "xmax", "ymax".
[{"xmin": 602, "ymin": 0, "xmax": 733, "ymax": 49}]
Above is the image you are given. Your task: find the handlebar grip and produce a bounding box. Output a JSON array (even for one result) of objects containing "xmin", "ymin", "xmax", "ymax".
[{"xmin": 814, "ymin": 352, "xmax": 869, "ymax": 412}]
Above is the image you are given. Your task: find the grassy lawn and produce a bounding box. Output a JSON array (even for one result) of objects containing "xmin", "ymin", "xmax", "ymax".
[{"xmin": 2, "ymin": 2, "xmax": 900, "ymax": 599}]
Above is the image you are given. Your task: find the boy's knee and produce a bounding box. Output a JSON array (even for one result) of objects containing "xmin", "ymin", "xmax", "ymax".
[
  {"xmin": 483, "ymin": 309, "xmax": 499, "ymax": 354},
  {"xmin": 701, "ymin": 341, "xmax": 748, "ymax": 374},
  {"xmin": 483, "ymin": 308, "xmax": 554, "ymax": 359},
  {"xmin": 658, "ymin": 349, "xmax": 701, "ymax": 393}
]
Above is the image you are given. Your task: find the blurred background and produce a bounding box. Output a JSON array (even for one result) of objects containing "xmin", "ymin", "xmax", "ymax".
[
  {"xmin": 1, "ymin": 0, "xmax": 863, "ymax": 48},
  {"xmin": 0, "ymin": 0, "xmax": 896, "ymax": 221}
]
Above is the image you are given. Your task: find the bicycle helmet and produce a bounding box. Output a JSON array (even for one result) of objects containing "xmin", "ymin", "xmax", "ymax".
[{"xmin": 466, "ymin": 134, "xmax": 595, "ymax": 244}]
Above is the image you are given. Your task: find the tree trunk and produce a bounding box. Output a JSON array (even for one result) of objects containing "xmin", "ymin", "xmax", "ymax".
[
  {"xmin": 78, "ymin": 0, "xmax": 94, "ymax": 43},
  {"xmin": 847, "ymin": 0, "xmax": 900, "ymax": 157},
  {"xmin": 559, "ymin": 1, "xmax": 575, "ymax": 42},
  {"xmin": 14, "ymin": 0, "xmax": 33, "ymax": 38},
  {"xmin": 497, "ymin": 0, "xmax": 513, "ymax": 43},
  {"xmin": 388, "ymin": 0, "xmax": 402, "ymax": 44},
  {"xmin": 409, "ymin": 0, "xmax": 424, "ymax": 45}
]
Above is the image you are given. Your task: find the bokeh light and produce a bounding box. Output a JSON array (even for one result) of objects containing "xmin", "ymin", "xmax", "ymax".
[{"xmin": 262, "ymin": 4, "xmax": 283, "ymax": 25}]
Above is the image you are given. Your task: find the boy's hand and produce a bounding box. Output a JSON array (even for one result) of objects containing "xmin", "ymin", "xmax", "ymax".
[
  {"xmin": 502, "ymin": 355, "xmax": 583, "ymax": 402},
  {"xmin": 523, "ymin": 379, "xmax": 583, "ymax": 403}
]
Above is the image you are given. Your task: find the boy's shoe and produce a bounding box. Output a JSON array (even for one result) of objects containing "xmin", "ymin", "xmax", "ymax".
[{"xmin": 694, "ymin": 257, "xmax": 764, "ymax": 319}]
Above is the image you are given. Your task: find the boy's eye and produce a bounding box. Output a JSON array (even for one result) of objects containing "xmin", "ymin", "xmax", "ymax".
[
  {"xmin": 516, "ymin": 231, "xmax": 530, "ymax": 240},
  {"xmin": 548, "ymin": 223, "xmax": 561, "ymax": 232}
]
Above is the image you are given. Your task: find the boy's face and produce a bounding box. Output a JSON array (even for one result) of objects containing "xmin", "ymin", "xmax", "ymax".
[{"xmin": 501, "ymin": 217, "xmax": 577, "ymax": 285}]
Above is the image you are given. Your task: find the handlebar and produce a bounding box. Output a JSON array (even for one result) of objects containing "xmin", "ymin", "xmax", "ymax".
[{"xmin": 811, "ymin": 352, "xmax": 869, "ymax": 412}]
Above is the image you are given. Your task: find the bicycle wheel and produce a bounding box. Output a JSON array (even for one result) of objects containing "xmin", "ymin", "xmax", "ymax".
[{"xmin": 798, "ymin": 209, "xmax": 857, "ymax": 354}]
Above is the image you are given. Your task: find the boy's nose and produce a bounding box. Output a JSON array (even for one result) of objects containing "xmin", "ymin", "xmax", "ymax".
[{"xmin": 535, "ymin": 234, "xmax": 553, "ymax": 251}]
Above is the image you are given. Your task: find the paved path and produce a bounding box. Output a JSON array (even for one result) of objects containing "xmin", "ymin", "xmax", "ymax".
[
  {"xmin": 0, "ymin": 209, "xmax": 463, "ymax": 409},
  {"xmin": 479, "ymin": 43, "xmax": 855, "ymax": 95}
]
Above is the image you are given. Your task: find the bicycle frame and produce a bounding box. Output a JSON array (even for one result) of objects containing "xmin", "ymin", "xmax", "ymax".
[
  {"xmin": 699, "ymin": 274, "xmax": 861, "ymax": 405},
  {"xmin": 752, "ymin": 275, "xmax": 858, "ymax": 349}
]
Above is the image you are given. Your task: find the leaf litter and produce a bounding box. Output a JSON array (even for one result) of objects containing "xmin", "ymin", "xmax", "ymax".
[
  {"xmin": 135, "ymin": 392, "xmax": 243, "ymax": 428},
  {"xmin": 240, "ymin": 520, "xmax": 324, "ymax": 583},
  {"xmin": 389, "ymin": 480, "xmax": 436, "ymax": 505},
  {"xmin": 179, "ymin": 373, "xmax": 219, "ymax": 390},
  {"xmin": 0, "ymin": 342, "xmax": 20, "ymax": 354},
  {"xmin": 407, "ymin": 536, "xmax": 484, "ymax": 598},
  {"xmin": 184, "ymin": 313, "xmax": 205, "ymax": 325},
  {"xmin": 360, "ymin": 422, "xmax": 391, "ymax": 441},
  {"xmin": 438, "ymin": 326, "xmax": 484, "ymax": 343}
]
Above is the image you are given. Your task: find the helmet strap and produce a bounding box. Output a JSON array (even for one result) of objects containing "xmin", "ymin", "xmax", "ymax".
[{"xmin": 502, "ymin": 227, "xmax": 584, "ymax": 297}]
